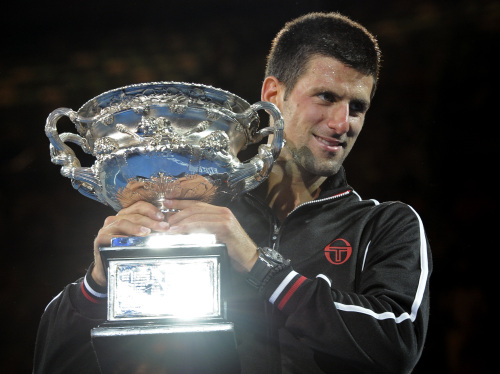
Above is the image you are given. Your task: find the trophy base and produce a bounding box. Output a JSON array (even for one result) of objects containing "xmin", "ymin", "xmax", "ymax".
[{"xmin": 91, "ymin": 322, "xmax": 240, "ymax": 374}]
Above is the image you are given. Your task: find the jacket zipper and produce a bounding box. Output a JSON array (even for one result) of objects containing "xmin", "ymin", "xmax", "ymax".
[{"xmin": 288, "ymin": 189, "xmax": 352, "ymax": 216}]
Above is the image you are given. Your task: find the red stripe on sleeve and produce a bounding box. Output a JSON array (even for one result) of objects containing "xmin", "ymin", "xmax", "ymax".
[
  {"xmin": 278, "ymin": 276, "xmax": 307, "ymax": 310},
  {"xmin": 81, "ymin": 282, "xmax": 102, "ymax": 304}
]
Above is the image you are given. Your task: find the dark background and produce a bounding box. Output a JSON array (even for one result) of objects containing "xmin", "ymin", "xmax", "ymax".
[{"xmin": 1, "ymin": 0, "xmax": 498, "ymax": 372}]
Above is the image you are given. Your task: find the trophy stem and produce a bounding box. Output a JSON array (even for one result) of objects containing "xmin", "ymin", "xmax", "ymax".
[{"xmin": 156, "ymin": 194, "xmax": 179, "ymax": 214}]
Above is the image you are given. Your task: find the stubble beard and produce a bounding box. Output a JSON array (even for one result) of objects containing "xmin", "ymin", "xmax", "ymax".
[{"xmin": 285, "ymin": 142, "xmax": 343, "ymax": 177}]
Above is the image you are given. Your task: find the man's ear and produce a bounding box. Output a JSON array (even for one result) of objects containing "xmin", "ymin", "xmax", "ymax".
[{"xmin": 261, "ymin": 76, "xmax": 283, "ymax": 106}]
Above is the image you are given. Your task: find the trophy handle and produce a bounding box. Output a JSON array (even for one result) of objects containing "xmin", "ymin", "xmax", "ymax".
[
  {"xmin": 45, "ymin": 108, "xmax": 104, "ymax": 203},
  {"xmin": 230, "ymin": 101, "xmax": 284, "ymax": 192}
]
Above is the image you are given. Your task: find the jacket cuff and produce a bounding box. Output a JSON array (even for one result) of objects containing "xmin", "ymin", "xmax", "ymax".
[
  {"xmin": 80, "ymin": 263, "xmax": 107, "ymax": 304},
  {"xmin": 255, "ymin": 265, "xmax": 310, "ymax": 313},
  {"xmin": 67, "ymin": 264, "xmax": 107, "ymax": 320}
]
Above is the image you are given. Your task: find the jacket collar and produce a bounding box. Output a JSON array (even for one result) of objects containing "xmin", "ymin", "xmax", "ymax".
[
  {"xmin": 247, "ymin": 166, "xmax": 351, "ymax": 203},
  {"xmin": 317, "ymin": 167, "xmax": 351, "ymax": 199}
]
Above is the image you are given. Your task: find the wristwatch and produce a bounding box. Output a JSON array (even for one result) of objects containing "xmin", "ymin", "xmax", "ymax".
[
  {"xmin": 247, "ymin": 247, "xmax": 291, "ymax": 290},
  {"xmin": 257, "ymin": 247, "xmax": 291, "ymax": 267}
]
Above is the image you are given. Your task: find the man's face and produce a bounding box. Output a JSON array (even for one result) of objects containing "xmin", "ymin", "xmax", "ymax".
[{"xmin": 275, "ymin": 55, "xmax": 374, "ymax": 177}]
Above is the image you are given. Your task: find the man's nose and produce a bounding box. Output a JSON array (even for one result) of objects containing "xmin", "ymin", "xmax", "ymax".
[{"xmin": 327, "ymin": 102, "xmax": 349, "ymax": 134}]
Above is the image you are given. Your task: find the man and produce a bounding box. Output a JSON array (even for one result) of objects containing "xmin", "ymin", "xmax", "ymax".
[{"xmin": 34, "ymin": 12, "xmax": 431, "ymax": 373}]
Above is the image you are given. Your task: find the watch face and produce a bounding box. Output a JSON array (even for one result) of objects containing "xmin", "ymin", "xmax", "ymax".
[
  {"xmin": 260, "ymin": 247, "xmax": 290, "ymax": 265},
  {"xmin": 270, "ymin": 250, "xmax": 281, "ymax": 262}
]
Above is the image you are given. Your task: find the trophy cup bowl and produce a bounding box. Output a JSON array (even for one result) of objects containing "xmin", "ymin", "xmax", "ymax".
[
  {"xmin": 45, "ymin": 81, "xmax": 284, "ymax": 212},
  {"xmin": 45, "ymin": 82, "xmax": 284, "ymax": 373}
]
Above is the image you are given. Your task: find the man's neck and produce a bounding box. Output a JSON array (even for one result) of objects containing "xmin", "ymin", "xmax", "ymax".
[{"xmin": 258, "ymin": 158, "xmax": 326, "ymax": 222}]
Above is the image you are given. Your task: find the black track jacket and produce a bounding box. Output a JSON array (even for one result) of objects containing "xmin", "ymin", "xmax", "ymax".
[{"xmin": 33, "ymin": 168, "xmax": 432, "ymax": 373}]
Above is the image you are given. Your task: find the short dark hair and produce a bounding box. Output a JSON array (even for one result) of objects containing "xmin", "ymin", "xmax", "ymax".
[{"xmin": 265, "ymin": 12, "xmax": 382, "ymax": 98}]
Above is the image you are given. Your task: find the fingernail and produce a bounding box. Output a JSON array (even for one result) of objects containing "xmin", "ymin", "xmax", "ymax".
[
  {"xmin": 156, "ymin": 212, "xmax": 165, "ymax": 220},
  {"xmin": 140, "ymin": 227, "xmax": 151, "ymax": 235},
  {"xmin": 158, "ymin": 222, "xmax": 169, "ymax": 229}
]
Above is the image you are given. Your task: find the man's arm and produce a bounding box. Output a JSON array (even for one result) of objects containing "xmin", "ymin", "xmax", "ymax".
[
  {"xmin": 254, "ymin": 203, "xmax": 431, "ymax": 373},
  {"xmin": 33, "ymin": 267, "xmax": 107, "ymax": 374},
  {"xmin": 34, "ymin": 201, "xmax": 170, "ymax": 373}
]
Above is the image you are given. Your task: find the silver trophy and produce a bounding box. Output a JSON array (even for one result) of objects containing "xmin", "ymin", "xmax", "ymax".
[{"xmin": 45, "ymin": 82, "xmax": 284, "ymax": 373}]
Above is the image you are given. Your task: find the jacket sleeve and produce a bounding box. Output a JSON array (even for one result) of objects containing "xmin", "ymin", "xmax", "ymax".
[
  {"xmin": 255, "ymin": 203, "xmax": 432, "ymax": 373},
  {"xmin": 33, "ymin": 265, "xmax": 107, "ymax": 374}
]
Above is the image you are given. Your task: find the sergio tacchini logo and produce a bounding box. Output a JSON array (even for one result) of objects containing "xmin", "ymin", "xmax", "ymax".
[{"xmin": 324, "ymin": 238, "xmax": 352, "ymax": 265}]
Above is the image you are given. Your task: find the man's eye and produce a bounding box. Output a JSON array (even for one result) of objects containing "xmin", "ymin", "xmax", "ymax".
[
  {"xmin": 349, "ymin": 101, "xmax": 368, "ymax": 116},
  {"xmin": 318, "ymin": 92, "xmax": 336, "ymax": 102}
]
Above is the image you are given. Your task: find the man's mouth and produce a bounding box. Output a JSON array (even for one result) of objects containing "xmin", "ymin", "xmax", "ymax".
[{"xmin": 313, "ymin": 134, "xmax": 344, "ymax": 151}]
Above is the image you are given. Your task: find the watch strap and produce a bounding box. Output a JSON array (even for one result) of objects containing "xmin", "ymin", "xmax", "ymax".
[{"xmin": 247, "ymin": 248, "xmax": 290, "ymax": 291}]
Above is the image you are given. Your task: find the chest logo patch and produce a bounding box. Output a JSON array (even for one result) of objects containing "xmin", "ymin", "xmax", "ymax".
[{"xmin": 324, "ymin": 238, "xmax": 352, "ymax": 265}]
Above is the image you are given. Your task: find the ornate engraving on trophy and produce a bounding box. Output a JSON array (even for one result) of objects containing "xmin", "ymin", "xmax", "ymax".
[
  {"xmin": 137, "ymin": 117, "xmax": 172, "ymax": 136},
  {"xmin": 101, "ymin": 114, "xmax": 114, "ymax": 126},
  {"xmin": 116, "ymin": 124, "xmax": 141, "ymax": 140},
  {"xmin": 94, "ymin": 137, "xmax": 119, "ymax": 155},
  {"xmin": 199, "ymin": 131, "xmax": 230, "ymax": 155},
  {"xmin": 116, "ymin": 173, "xmax": 219, "ymax": 210}
]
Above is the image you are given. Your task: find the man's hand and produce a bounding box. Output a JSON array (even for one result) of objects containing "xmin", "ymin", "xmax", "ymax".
[
  {"xmin": 164, "ymin": 199, "xmax": 259, "ymax": 273},
  {"xmin": 92, "ymin": 201, "xmax": 169, "ymax": 286}
]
